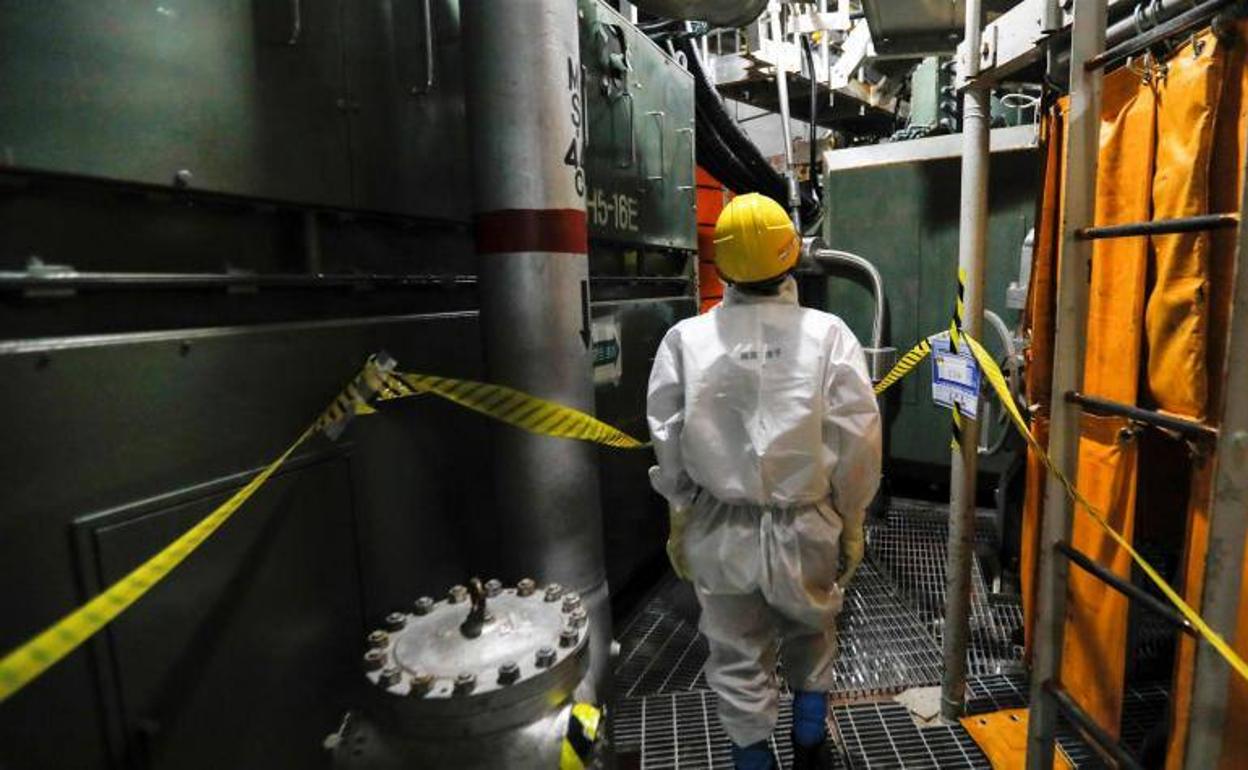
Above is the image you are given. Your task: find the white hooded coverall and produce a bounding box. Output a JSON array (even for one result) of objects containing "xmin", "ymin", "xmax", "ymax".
[{"xmin": 646, "ymin": 277, "xmax": 882, "ymax": 747}]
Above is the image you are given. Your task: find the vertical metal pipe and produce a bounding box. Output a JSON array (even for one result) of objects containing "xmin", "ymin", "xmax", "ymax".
[
  {"xmin": 769, "ymin": 2, "xmax": 801, "ymax": 229},
  {"xmin": 619, "ymin": 0, "xmax": 638, "ymax": 24},
  {"xmin": 1042, "ymin": 0, "xmax": 1061, "ymax": 32},
  {"xmin": 461, "ymin": 0, "xmax": 611, "ymax": 695},
  {"xmin": 819, "ymin": 0, "xmax": 830, "ymax": 77},
  {"xmin": 1183, "ymin": 119, "xmax": 1248, "ymax": 770},
  {"xmin": 1025, "ymin": 1, "xmax": 1104, "ymax": 766},
  {"xmin": 940, "ymin": 0, "xmax": 988, "ymax": 722}
]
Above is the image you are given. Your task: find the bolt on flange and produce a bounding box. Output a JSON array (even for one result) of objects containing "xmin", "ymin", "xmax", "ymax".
[
  {"xmin": 384, "ymin": 611, "xmax": 407, "ymax": 631},
  {"xmin": 379, "ymin": 666, "xmax": 402, "ymax": 687},
  {"xmin": 453, "ymin": 672, "xmax": 477, "ymax": 695},
  {"xmin": 363, "ymin": 648, "xmax": 388, "ymax": 671},
  {"xmin": 408, "ymin": 672, "xmax": 435, "ymax": 696},
  {"xmin": 535, "ymin": 646, "xmax": 557, "ymax": 668},
  {"xmin": 498, "ymin": 661, "xmax": 521, "ymax": 685}
]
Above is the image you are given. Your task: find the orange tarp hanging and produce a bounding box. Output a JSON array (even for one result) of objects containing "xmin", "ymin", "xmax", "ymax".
[
  {"xmin": 1019, "ymin": 22, "xmax": 1246, "ymax": 765},
  {"xmin": 1058, "ymin": 63, "xmax": 1156, "ymax": 737},
  {"xmin": 1165, "ymin": 23, "xmax": 1248, "ymax": 770},
  {"xmin": 1146, "ymin": 34, "xmax": 1226, "ymax": 421},
  {"xmin": 1020, "ymin": 99, "xmax": 1064, "ymax": 658}
]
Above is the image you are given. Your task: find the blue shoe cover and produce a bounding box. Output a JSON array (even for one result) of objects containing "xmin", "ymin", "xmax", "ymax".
[
  {"xmin": 731, "ymin": 739, "xmax": 775, "ymax": 770},
  {"xmin": 792, "ymin": 690, "xmax": 829, "ymax": 747}
]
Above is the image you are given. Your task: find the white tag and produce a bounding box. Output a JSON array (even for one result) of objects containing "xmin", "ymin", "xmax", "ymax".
[{"xmin": 929, "ymin": 331, "xmax": 981, "ymax": 419}]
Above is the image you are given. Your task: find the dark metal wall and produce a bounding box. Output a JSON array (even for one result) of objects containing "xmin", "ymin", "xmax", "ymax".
[
  {"xmin": 820, "ymin": 149, "xmax": 1039, "ymax": 487},
  {"xmin": 0, "ymin": 2, "xmax": 696, "ymax": 767}
]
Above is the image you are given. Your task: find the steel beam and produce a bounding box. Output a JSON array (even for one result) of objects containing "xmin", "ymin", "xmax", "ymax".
[
  {"xmin": 1183, "ymin": 118, "xmax": 1248, "ymax": 770},
  {"xmin": 1024, "ymin": 1, "xmax": 1104, "ymax": 767},
  {"xmin": 940, "ymin": 0, "xmax": 989, "ymax": 722}
]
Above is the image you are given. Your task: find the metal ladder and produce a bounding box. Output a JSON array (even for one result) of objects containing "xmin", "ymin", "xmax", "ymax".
[{"xmin": 1025, "ymin": 1, "xmax": 1248, "ymax": 768}]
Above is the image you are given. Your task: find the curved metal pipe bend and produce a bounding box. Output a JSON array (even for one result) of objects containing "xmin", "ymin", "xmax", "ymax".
[{"xmin": 808, "ymin": 245, "xmax": 885, "ymax": 351}]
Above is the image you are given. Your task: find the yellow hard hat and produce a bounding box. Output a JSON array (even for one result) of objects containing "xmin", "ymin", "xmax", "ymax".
[{"xmin": 712, "ymin": 193, "xmax": 799, "ymax": 284}]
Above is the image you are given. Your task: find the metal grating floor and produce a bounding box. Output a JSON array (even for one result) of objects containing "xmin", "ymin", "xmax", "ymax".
[
  {"xmin": 613, "ymin": 599, "xmax": 708, "ymax": 699},
  {"xmin": 964, "ymin": 673, "xmax": 1170, "ymax": 768},
  {"xmin": 867, "ymin": 508, "xmax": 1025, "ymax": 679},
  {"xmin": 610, "ymin": 691, "xmax": 848, "ymax": 769},
  {"xmin": 831, "ymin": 558, "xmax": 945, "ymax": 699},
  {"xmin": 832, "ymin": 701, "xmax": 990, "ymax": 769},
  {"xmin": 608, "ymin": 501, "xmax": 1167, "ymax": 768}
]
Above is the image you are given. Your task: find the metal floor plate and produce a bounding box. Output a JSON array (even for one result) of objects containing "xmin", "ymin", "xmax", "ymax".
[
  {"xmin": 965, "ymin": 673, "xmax": 1170, "ymax": 768},
  {"xmin": 832, "ymin": 701, "xmax": 990, "ymax": 769},
  {"xmin": 607, "ymin": 500, "xmax": 1143, "ymax": 769},
  {"xmin": 610, "ymin": 691, "xmax": 843, "ymax": 769},
  {"xmin": 867, "ymin": 508, "xmax": 1025, "ymax": 679}
]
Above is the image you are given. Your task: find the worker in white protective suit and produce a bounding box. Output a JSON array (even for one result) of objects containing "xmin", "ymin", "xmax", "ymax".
[{"xmin": 646, "ymin": 193, "xmax": 882, "ymax": 770}]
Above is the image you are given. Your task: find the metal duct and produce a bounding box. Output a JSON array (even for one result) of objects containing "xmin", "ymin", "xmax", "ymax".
[
  {"xmin": 461, "ymin": 0, "xmax": 611, "ymax": 695},
  {"xmin": 807, "ymin": 244, "xmax": 884, "ymax": 351},
  {"xmin": 630, "ymin": 0, "xmax": 767, "ymax": 27}
]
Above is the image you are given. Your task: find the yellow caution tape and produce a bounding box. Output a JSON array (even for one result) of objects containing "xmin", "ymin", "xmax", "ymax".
[
  {"xmin": 0, "ymin": 357, "xmax": 646, "ymax": 705},
  {"xmin": 367, "ymin": 369, "xmax": 646, "ymax": 449},
  {"xmin": 960, "ymin": 334, "xmax": 1248, "ymax": 683},
  {"xmin": 560, "ymin": 702, "xmax": 603, "ymax": 770},
  {"xmin": 873, "ymin": 338, "xmax": 932, "ymax": 395},
  {"xmin": 873, "ymin": 327, "xmax": 1248, "ymax": 683}
]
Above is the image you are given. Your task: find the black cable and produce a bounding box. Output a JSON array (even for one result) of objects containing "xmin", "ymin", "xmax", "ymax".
[
  {"xmin": 677, "ymin": 37, "xmax": 820, "ymax": 225},
  {"xmin": 800, "ymin": 35, "xmax": 822, "ymax": 200}
]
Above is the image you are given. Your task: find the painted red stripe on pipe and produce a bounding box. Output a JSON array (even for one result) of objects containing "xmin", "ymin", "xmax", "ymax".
[{"xmin": 474, "ymin": 208, "xmax": 588, "ymax": 255}]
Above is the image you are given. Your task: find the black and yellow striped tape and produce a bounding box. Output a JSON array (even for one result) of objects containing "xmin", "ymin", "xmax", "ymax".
[
  {"xmin": 872, "ymin": 328, "xmax": 1248, "ymax": 683},
  {"xmin": 366, "ymin": 369, "xmax": 645, "ymax": 449},
  {"xmin": 0, "ymin": 357, "xmax": 646, "ymax": 705},
  {"xmin": 960, "ymin": 334, "xmax": 1248, "ymax": 683},
  {"xmin": 560, "ymin": 702, "xmax": 603, "ymax": 770},
  {"xmin": 873, "ymin": 338, "xmax": 932, "ymax": 396}
]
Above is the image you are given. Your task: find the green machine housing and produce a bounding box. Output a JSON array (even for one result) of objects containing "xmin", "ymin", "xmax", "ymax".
[{"xmin": 818, "ymin": 133, "xmax": 1040, "ymax": 497}]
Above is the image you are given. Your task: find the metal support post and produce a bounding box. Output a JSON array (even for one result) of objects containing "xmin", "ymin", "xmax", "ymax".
[
  {"xmin": 941, "ymin": 0, "xmax": 989, "ymax": 722},
  {"xmin": 461, "ymin": 0, "xmax": 611, "ymax": 697},
  {"xmin": 1183, "ymin": 120, "xmax": 1248, "ymax": 770},
  {"xmin": 768, "ymin": 2, "xmax": 801, "ymax": 229},
  {"xmin": 1025, "ymin": 1, "xmax": 1105, "ymax": 767},
  {"xmin": 819, "ymin": 0, "xmax": 830, "ymax": 80}
]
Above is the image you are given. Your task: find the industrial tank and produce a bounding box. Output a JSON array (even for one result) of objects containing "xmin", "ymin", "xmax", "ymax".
[{"xmin": 329, "ymin": 578, "xmax": 598, "ymax": 769}]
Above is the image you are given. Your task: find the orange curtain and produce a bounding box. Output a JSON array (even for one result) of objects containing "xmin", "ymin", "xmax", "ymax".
[
  {"xmin": 1165, "ymin": 24, "xmax": 1248, "ymax": 770},
  {"xmin": 1058, "ymin": 64, "xmax": 1156, "ymax": 736},
  {"xmin": 1020, "ymin": 100, "xmax": 1064, "ymax": 658},
  {"xmin": 1020, "ymin": 23, "xmax": 1245, "ymax": 761}
]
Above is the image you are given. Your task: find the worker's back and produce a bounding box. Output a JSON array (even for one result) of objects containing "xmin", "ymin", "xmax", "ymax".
[{"xmin": 649, "ymin": 276, "xmax": 879, "ymax": 511}]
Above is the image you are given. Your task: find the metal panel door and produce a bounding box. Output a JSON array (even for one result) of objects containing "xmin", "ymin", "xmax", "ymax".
[
  {"xmin": 0, "ymin": 0, "xmax": 352, "ymax": 206},
  {"xmin": 342, "ymin": 0, "xmax": 472, "ymax": 221}
]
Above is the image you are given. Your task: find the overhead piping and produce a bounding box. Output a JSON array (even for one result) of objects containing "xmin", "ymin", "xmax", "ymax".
[
  {"xmin": 675, "ymin": 36, "xmax": 821, "ymax": 227},
  {"xmin": 807, "ymin": 245, "xmax": 884, "ymax": 350},
  {"xmin": 629, "ymin": 0, "xmax": 768, "ymax": 28}
]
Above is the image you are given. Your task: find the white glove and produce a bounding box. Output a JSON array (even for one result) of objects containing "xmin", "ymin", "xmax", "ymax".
[
  {"xmin": 666, "ymin": 505, "xmax": 691, "ymax": 581},
  {"xmin": 838, "ymin": 516, "xmax": 865, "ymax": 588}
]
